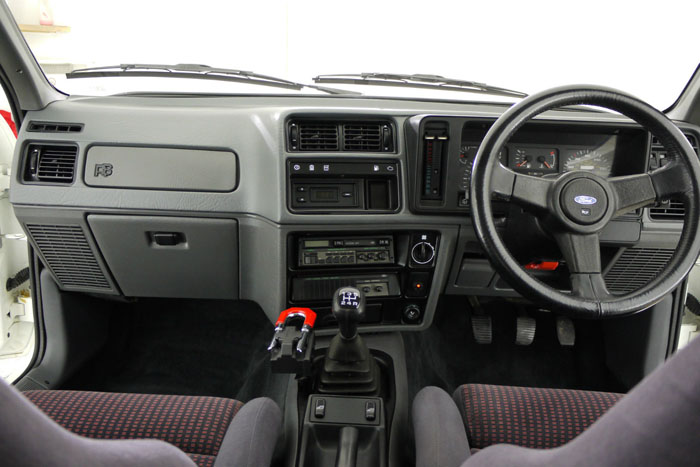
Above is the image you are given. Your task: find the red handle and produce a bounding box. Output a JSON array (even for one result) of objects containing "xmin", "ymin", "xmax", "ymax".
[{"xmin": 275, "ymin": 307, "xmax": 317, "ymax": 328}]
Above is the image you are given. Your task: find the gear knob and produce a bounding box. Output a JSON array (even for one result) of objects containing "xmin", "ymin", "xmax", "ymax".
[{"xmin": 332, "ymin": 286, "xmax": 366, "ymax": 339}]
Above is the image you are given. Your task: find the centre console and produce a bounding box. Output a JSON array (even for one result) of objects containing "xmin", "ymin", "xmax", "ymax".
[{"xmin": 287, "ymin": 231, "xmax": 440, "ymax": 328}]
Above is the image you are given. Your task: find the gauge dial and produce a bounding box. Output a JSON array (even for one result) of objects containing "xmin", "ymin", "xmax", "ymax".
[
  {"xmin": 563, "ymin": 148, "xmax": 614, "ymax": 177},
  {"xmin": 510, "ymin": 147, "xmax": 558, "ymax": 173}
]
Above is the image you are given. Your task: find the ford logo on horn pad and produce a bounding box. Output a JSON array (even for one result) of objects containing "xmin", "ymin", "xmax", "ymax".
[{"xmin": 574, "ymin": 195, "xmax": 597, "ymax": 205}]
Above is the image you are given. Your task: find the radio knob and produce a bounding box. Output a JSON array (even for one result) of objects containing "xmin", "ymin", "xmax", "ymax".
[{"xmin": 411, "ymin": 242, "xmax": 435, "ymax": 265}]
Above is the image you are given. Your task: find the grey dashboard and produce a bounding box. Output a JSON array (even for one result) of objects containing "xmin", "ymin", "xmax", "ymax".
[{"xmin": 9, "ymin": 95, "xmax": 698, "ymax": 333}]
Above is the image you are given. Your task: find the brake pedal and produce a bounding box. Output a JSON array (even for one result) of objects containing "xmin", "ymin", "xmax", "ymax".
[
  {"xmin": 515, "ymin": 316, "xmax": 536, "ymax": 346},
  {"xmin": 471, "ymin": 315, "xmax": 492, "ymax": 344},
  {"xmin": 556, "ymin": 316, "xmax": 576, "ymax": 346}
]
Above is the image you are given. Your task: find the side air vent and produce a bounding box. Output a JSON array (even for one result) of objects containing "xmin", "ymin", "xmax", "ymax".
[
  {"xmin": 604, "ymin": 248, "xmax": 674, "ymax": 294},
  {"xmin": 26, "ymin": 224, "xmax": 111, "ymax": 290},
  {"xmin": 23, "ymin": 144, "xmax": 78, "ymax": 184},
  {"xmin": 27, "ymin": 121, "xmax": 83, "ymax": 133},
  {"xmin": 649, "ymin": 133, "xmax": 698, "ymax": 221},
  {"xmin": 288, "ymin": 120, "xmax": 394, "ymax": 152}
]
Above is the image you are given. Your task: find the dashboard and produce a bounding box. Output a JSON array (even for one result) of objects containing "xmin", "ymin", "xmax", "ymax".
[{"xmin": 7, "ymin": 95, "xmax": 698, "ymax": 333}]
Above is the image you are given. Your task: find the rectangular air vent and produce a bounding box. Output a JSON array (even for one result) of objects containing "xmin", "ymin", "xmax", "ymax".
[
  {"xmin": 343, "ymin": 123, "xmax": 393, "ymax": 152},
  {"xmin": 288, "ymin": 120, "xmax": 394, "ymax": 152},
  {"xmin": 649, "ymin": 133, "xmax": 698, "ymax": 221},
  {"xmin": 604, "ymin": 248, "xmax": 674, "ymax": 294},
  {"xmin": 23, "ymin": 144, "xmax": 78, "ymax": 184},
  {"xmin": 26, "ymin": 224, "xmax": 111, "ymax": 290},
  {"xmin": 293, "ymin": 122, "xmax": 339, "ymax": 151},
  {"xmin": 27, "ymin": 121, "xmax": 83, "ymax": 133}
]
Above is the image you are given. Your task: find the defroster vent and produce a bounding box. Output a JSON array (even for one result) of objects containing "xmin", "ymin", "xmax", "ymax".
[
  {"xmin": 604, "ymin": 248, "xmax": 674, "ymax": 294},
  {"xmin": 26, "ymin": 224, "xmax": 111, "ymax": 291},
  {"xmin": 24, "ymin": 144, "xmax": 78, "ymax": 184}
]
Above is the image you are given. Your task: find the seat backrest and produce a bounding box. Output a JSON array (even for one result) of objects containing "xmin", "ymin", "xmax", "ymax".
[
  {"xmin": 0, "ymin": 378, "xmax": 196, "ymax": 467},
  {"xmin": 465, "ymin": 336, "xmax": 700, "ymax": 466}
]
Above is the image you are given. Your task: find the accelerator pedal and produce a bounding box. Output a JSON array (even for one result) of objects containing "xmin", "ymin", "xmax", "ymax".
[
  {"xmin": 515, "ymin": 315, "xmax": 536, "ymax": 346},
  {"xmin": 556, "ymin": 316, "xmax": 576, "ymax": 346}
]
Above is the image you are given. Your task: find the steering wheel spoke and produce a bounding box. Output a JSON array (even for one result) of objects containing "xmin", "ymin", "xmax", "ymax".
[
  {"xmin": 610, "ymin": 162, "xmax": 691, "ymax": 218},
  {"xmin": 609, "ymin": 173, "xmax": 656, "ymax": 217},
  {"xmin": 491, "ymin": 163, "xmax": 553, "ymax": 212},
  {"xmin": 553, "ymin": 232, "xmax": 610, "ymax": 300}
]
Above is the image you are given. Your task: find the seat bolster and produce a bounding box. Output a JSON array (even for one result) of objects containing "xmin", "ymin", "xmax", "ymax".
[
  {"xmin": 412, "ymin": 386, "xmax": 471, "ymax": 467},
  {"xmin": 213, "ymin": 397, "xmax": 282, "ymax": 467},
  {"xmin": 0, "ymin": 379, "xmax": 195, "ymax": 467}
]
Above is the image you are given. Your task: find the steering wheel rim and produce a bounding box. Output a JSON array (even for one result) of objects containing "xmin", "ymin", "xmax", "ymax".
[{"xmin": 470, "ymin": 85, "xmax": 700, "ymax": 318}]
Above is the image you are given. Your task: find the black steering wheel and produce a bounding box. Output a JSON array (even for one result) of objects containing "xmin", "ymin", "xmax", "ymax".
[{"xmin": 471, "ymin": 85, "xmax": 700, "ymax": 318}]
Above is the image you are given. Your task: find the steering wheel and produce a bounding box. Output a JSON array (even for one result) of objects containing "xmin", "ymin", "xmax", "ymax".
[{"xmin": 470, "ymin": 85, "xmax": 700, "ymax": 318}]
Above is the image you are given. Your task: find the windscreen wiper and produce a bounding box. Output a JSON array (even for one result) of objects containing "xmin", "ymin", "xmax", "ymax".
[
  {"xmin": 66, "ymin": 64, "xmax": 360, "ymax": 95},
  {"xmin": 313, "ymin": 73, "xmax": 526, "ymax": 98}
]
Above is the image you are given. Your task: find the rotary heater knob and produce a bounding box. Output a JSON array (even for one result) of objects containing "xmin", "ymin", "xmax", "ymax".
[{"xmin": 411, "ymin": 241, "xmax": 435, "ymax": 264}]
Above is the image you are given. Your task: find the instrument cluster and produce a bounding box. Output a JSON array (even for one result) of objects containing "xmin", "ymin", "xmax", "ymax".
[{"xmin": 459, "ymin": 134, "xmax": 617, "ymax": 179}]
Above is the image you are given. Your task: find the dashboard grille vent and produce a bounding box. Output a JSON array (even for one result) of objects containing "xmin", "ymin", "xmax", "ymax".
[
  {"xmin": 288, "ymin": 120, "xmax": 394, "ymax": 152},
  {"xmin": 27, "ymin": 121, "xmax": 83, "ymax": 133},
  {"xmin": 343, "ymin": 123, "xmax": 383, "ymax": 152},
  {"xmin": 604, "ymin": 248, "xmax": 674, "ymax": 294},
  {"xmin": 24, "ymin": 144, "xmax": 78, "ymax": 184},
  {"xmin": 26, "ymin": 224, "xmax": 111, "ymax": 290},
  {"xmin": 296, "ymin": 123, "xmax": 339, "ymax": 151},
  {"xmin": 648, "ymin": 133, "xmax": 698, "ymax": 221}
]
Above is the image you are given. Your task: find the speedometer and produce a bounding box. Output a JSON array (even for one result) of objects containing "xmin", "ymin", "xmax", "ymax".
[{"xmin": 563, "ymin": 148, "xmax": 613, "ymax": 177}]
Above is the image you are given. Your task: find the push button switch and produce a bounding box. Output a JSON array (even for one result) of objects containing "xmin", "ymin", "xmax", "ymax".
[
  {"xmin": 315, "ymin": 398, "xmax": 326, "ymax": 418},
  {"xmin": 365, "ymin": 401, "xmax": 376, "ymax": 421}
]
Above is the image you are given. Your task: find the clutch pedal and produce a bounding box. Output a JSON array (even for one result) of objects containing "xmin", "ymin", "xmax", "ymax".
[{"xmin": 471, "ymin": 315, "xmax": 493, "ymax": 344}]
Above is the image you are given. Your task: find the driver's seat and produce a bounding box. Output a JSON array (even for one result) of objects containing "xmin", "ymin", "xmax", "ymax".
[{"xmin": 413, "ymin": 335, "xmax": 700, "ymax": 467}]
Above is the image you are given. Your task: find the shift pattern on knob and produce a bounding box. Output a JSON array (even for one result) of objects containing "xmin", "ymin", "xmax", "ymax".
[{"xmin": 340, "ymin": 290, "xmax": 360, "ymax": 308}]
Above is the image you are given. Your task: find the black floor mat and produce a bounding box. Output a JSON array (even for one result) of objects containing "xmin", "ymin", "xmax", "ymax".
[
  {"xmin": 64, "ymin": 299, "xmax": 289, "ymax": 405},
  {"xmin": 403, "ymin": 296, "xmax": 625, "ymax": 403}
]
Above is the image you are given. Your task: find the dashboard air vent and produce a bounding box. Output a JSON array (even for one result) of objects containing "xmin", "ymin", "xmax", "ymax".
[
  {"xmin": 24, "ymin": 144, "xmax": 78, "ymax": 184},
  {"xmin": 604, "ymin": 248, "xmax": 674, "ymax": 294},
  {"xmin": 26, "ymin": 224, "xmax": 111, "ymax": 290},
  {"xmin": 343, "ymin": 123, "xmax": 392, "ymax": 152},
  {"xmin": 294, "ymin": 122, "xmax": 339, "ymax": 151},
  {"xmin": 288, "ymin": 120, "xmax": 394, "ymax": 152},
  {"xmin": 648, "ymin": 133, "xmax": 698, "ymax": 221},
  {"xmin": 27, "ymin": 121, "xmax": 83, "ymax": 133}
]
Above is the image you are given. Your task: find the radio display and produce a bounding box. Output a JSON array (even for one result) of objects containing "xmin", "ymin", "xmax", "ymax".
[{"xmin": 304, "ymin": 240, "xmax": 330, "ymax": 248}]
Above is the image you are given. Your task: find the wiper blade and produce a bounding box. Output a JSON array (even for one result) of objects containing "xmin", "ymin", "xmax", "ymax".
[
  {"xmin": 313, "ymin": 73, "xmax": 526, "ymax": 98},
  {"xmin": 67, "ymin": 64, "xmax": 359, "ymax": 95}
]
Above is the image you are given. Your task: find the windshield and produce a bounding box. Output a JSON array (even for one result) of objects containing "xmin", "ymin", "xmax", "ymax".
[{"xmin": 7, "ymin": 0, "xmax": 699, "ymax": 109}]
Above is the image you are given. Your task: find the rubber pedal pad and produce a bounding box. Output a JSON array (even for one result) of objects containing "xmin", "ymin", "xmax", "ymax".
[
  {"xmin": 515, "ymin": 316, "xmax": 536, "ymax": 346},
  {"xmin": 471, "ymin": 315, "xmax": 492, "ymax": 344},
  {"xmin": 556, "ymin": 316, "xmax": 576, "ymax": 346}
]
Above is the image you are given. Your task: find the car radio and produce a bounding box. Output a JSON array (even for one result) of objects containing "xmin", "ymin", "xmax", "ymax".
[{"xmin": 298, "ymin": 236, "xmax": 395, "ymax": 267}]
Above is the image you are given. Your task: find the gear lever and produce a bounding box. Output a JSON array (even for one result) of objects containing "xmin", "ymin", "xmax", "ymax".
[
  {"xmin": 332, "ymin": 286, "xmax": 366, "ymax": 340},
  {"xmin": 319, "ymin": 286, "xmax": 379, "ymax": 394}
]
